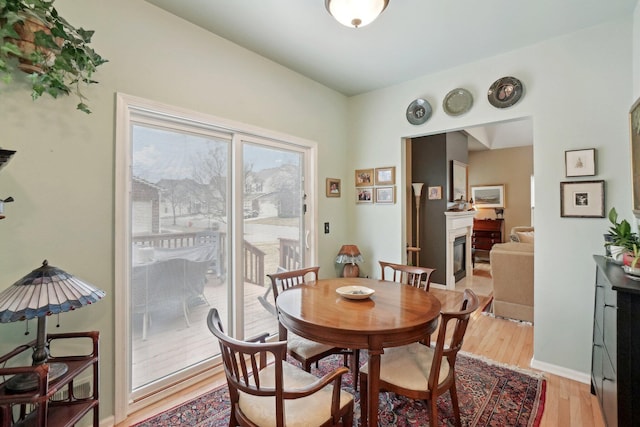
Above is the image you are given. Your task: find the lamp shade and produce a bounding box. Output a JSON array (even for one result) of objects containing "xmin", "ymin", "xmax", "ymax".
[
  {"xmin": 0, "ymin": 260, "xmax": 105, "ymax": 323},
  {"xmin": 412, "ymin": 182, "xmax": 424, "ymax": 197},
  {"xmin": 335, "ymin": 245, "xmax": 364, "ymax": 264},
  {"xmin": 325, "ymin": 0, "xmax": 389, "ymax": 28}
]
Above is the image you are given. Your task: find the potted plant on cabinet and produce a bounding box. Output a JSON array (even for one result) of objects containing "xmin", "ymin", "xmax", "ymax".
[
  {"xmin": 0, "ymin": 0, "xmax": 107, "ymax": 113},
  {"xmin": 606, "ymin": 207, "xmax": 638, "ymax": 263}
]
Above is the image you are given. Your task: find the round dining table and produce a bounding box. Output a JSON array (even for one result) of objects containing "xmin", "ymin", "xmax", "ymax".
[{"xmin": 275, "ymin": 277, "xmax": 442, "ymax": 427}]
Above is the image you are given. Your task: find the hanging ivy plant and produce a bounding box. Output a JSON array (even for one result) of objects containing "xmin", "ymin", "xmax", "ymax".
[{"xmin": 0, "ymin": 0, "xmax": 107, "ymax": 113}]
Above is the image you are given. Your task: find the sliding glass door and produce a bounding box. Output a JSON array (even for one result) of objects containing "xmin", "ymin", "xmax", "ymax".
[{"xmin": 115, "ymin": 94, "xmax": 316, "ymax": 420}]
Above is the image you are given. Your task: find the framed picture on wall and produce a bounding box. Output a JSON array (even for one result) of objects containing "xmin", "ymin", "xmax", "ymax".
[
  {"xmin": 560, "ymin": 180, "xmax": 605, "ymax": 218},
  {"xmin": 471, "ymin": 185, "xmax": 505, "ymax": 208},
  {"xmin": 355, "ymin": 169, "xmax": 374, "ymax": 187},
  {"xmin": 375, "ymin": 186, "xmax": 395, "ymax": 204},
  {"xmin": 374, "ymin": 167, "xmax": 395, "ymax": 185},
  {"xmin": 450, "ymin": 160, "xmax": 467, "ymax": 201},
  {"xmin": 428, "ymin": 186, "xmax": 442, "ymax": 200},
  {"xmin": 356, "ymin": 187, "xmax": 373, "ymax": 203},
  {"xmin": 631, "ymin": 97, "xmax": 640, "ymax": 217},
  {"xmin": 565, "ymin": 148, "xmax": 596, "ymax": 177},
  {"xmin": 326, "ymin": 178, "xmax": 341, "ymax": 197}
]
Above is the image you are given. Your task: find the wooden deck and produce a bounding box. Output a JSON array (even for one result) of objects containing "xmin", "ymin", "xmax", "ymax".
[{"xmin": 132, "ymin": 274, "xmax": 277, "ymax": 389}]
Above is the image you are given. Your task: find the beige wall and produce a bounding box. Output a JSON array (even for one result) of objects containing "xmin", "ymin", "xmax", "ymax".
[{"xmin": 468, "ymin": 146, "xmax": 534, "ymax": 238}]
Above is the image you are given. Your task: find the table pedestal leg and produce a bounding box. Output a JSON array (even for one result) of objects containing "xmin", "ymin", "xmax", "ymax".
[
  {"xmin": 278, "ymin": 321, "xmax": 288, "ymax": 341},
  {"xmin": 366, "ymin": 349, "xmax": 382, "ymax": 427}
]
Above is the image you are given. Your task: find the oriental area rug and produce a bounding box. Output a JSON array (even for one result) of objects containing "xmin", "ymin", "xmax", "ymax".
[{"xmin": 133, "ymin": 352, "xmax": 546, "ymax": 427}]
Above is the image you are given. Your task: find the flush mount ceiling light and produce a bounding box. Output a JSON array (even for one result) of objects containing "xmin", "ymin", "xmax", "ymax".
[{"xmin": 325, "ymin": 0, "xmax": 389, "ymax": 28}]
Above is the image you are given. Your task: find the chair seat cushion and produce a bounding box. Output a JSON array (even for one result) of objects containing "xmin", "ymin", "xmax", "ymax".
[
  {"xmin": 288, "ymin": 332, "xmax": 335, "ymax": 358},
  {"xmin": 361, "ymin": 342, "xmax": 449, "ymax": 390},
  {"xmin": 239, "ymin": 361, "xmax": 353, "ymax": 427}
]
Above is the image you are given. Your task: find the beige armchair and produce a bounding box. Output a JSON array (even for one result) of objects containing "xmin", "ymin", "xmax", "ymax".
[{"xmin": 490, "ymin": 227, "xmax": 534, "ymax": 322}]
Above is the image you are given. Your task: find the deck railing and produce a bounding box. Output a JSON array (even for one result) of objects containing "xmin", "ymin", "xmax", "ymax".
[
  {"xmin": 132, "ymin": 231, "xmax": 266, "ymax": 286},
  {"xmin": 278, "ymin": 238, "xmax": 301, "ymax": 271}
]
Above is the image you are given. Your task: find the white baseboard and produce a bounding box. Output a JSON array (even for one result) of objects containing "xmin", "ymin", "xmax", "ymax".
[
  {"xmin": 100, "ymin": 415, "xmax": 115, "ymax": 426},
  {"xmin": 430, "ymin": 282, "xmax": 446, "ymax": 290},
  {"xmin": 530, "ymin": 357, "xmax": 591, "ymax": 384}
]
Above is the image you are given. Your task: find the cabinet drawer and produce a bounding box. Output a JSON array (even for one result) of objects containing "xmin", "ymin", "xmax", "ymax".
[
  {"xmin": 591, "ymin": 322, "xmax": 604, "ymax": 398},
  {"xmin": 603, "ymin": 303, "xmax": 617, "ymax": 372},
  {"xmin": 594, "ymin": 284, "xmax": 604, "ymax": 331},
  {"xmin": 602, "ymin": 352, "xmax": 618, "ymax": 427}
]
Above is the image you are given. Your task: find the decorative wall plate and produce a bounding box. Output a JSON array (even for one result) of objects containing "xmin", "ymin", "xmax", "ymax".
[
  {"xmin": 406, "ymin": 98, "xmax": 432, "ymax": 125},
  {"xmin": 487, "ymin": 76, "xmax": 524, "ymax": 108},
  {"xmin": 443, "ymin": 88, "xmax": 473, "ymax": 116}
]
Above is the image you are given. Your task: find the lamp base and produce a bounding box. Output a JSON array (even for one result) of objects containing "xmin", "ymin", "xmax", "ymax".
[
  {"xmin": 342, "ymin": 263, "xmax": 360, "ymax": 278},
  {"xmin": 5, "ymin": 362, "xmax": 68, "ymax": 392}
]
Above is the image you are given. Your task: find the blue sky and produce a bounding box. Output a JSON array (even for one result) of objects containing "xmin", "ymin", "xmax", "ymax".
[{"xmin": 133, "ymin": 125, "xmax": 299, "ymax": 182}]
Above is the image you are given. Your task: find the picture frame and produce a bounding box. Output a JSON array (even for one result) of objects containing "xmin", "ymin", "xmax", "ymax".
[
  {"xmin": 450, "ymin": 160, "xmax": 468, "ymax": 201},
  {"xmin": 356, "ymin": 187, "xmax": 373, "ymax": 203},
  {"xmin": 471, "ymin": 185, "xmax": 505, "ymax": 208},
  {"xmin": 355, "ymin": 169, "xmax": 374, "ymax": 187},
  {"xmin": 565, "ymin": 148, "xmax": 596, "ymax": 177},
  {"xmin": 428, "ymin": 186, "xmax": 442, "ymax": 200},
  {"xmin": 630, "ymin": 96, "xmax": 640, "ymax": 217},
  {"xmin": 560, "ymin": 180, "xmax": 605, "ymax": 218},
  {"xmin": 374, "ymin": 166, "xmax": 395, "ymax": 185},
  {"xmin": 326, "ymin": 178, "xmax": 341, "ymax": 197},
  {"xmin": 375, "ymin": 186, "xmax": 395, "ymax": 204}
]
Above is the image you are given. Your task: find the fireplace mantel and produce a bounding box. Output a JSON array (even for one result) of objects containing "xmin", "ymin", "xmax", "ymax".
[{"xmin": 441, "ymin": 211, "xmax": 475, "ymax": 290}]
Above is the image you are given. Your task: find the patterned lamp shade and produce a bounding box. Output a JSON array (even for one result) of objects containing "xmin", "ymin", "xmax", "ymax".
[
  {"xmin": 0, "ymin": 260, "xmax": 105, "ymax": 323},
  {"xmin": 335, "ymin": 245, "xmax": 363, "ymax": 264}
]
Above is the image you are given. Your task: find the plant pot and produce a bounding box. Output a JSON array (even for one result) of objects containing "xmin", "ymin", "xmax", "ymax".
[
  {"xmin": 10, "ymin": 14, "xmax": 61, "ymax": 74},
  {"xmin": 622, "ymin": 252, "xmax": 640, "ymax": 268},
  {"xmin": 604, "ymin": 233, "xmax": 614, "ymax": 256},
  {"xmin": 609, "ymin": 245, "xmax": 626, "ymax": 264}
]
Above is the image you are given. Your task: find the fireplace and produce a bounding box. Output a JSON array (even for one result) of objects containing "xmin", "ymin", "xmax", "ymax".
[
  {"xmin": 453, "ymin": 235, "xmax": 466, "ymax": 282},
  {"xmin": 443, "ymin": 211, "xmax": 475, "ymax": 290}
]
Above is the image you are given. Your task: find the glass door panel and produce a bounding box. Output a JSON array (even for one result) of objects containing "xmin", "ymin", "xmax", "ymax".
[
  {"xmin": 130, "ymin": 124, "xmax": 230, "ymax": 392},
  {"xmin": 242, "ymin": 142, "xmax": 305, "ymax": 339}
]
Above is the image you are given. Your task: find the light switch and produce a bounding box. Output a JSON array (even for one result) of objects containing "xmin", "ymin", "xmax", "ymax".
[{"xmin": 324, "ymin": 222, "xmax": 330, "ymax": 234}]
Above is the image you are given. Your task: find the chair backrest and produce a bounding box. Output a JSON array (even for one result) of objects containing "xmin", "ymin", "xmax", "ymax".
[
  {"xmin": 379, "ymin": 261, "xmax": 435, "ymax": 291},
  {"xmin": 428, "ymin": 289, "xmax": 479, "ymax": 389},
  {"xmin": 267, "ymin": 266, "xmax": 320, "ymax": 301},
  {"xmin": 207, "ymin": 308, "xmax": 288, "ymax": 422}
]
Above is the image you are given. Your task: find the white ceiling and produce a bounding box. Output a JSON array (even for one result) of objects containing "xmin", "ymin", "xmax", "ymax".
[{"xmin": 145, "ymin": 0, "xmax": 636, "ymax": 150}]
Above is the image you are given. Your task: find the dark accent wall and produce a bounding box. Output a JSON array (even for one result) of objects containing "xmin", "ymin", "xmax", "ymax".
[{"xmin": 411, "ymin": 132, "xmax": 468, "ymax": 285}]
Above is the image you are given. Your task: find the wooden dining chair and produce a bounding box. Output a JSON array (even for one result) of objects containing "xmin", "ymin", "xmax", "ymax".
[
  {"xmin": 379, "ymin": 260, "xmax": 436, "ymax": 291},
  {"xmin": 267, "ymin": 266, "xmax": 361, "ymax": 389},
  {"xmin": 207, "ymin": 308, "xmax": 354, "ymax": 427},
  {"xmin": 359, "ymin": 289, "xmax": 479, "ymax": 427}
]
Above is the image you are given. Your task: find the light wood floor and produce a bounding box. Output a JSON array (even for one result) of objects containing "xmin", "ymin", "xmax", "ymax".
[{"xmin": 118, "ymin": 270, "xmax": 606, "ymax": 427}]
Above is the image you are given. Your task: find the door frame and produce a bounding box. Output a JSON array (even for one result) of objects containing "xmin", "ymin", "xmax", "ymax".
[{"xmin": 114, "ymin": 93, "xmax": 317, "ymax": 421}]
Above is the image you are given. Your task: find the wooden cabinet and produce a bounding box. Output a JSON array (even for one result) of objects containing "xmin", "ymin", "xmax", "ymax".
[
  {"xmin": 472, "ymin": 218, "xmax": 503, "ymax": 263},
  {"xmin": 592, "ymin": 256, "xmax": 640, "ymax": 427},
  {"xmin": 0, "ymin": 331, "xmax": 99, "ymax": 427}
]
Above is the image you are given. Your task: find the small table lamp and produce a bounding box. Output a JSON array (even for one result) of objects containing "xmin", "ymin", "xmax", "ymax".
[
  {"xmin": 336, "ymin": 245, "xmax": 363, "ymax": 277},
  {"xmin": 0, "ymin": 260, "xmax": 106, "ymax": 391}
]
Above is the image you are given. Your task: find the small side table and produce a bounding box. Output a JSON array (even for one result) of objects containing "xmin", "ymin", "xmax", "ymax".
[{"xmin": 0, "ymin": 331, "xmax": 99, "ymax": 427}]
